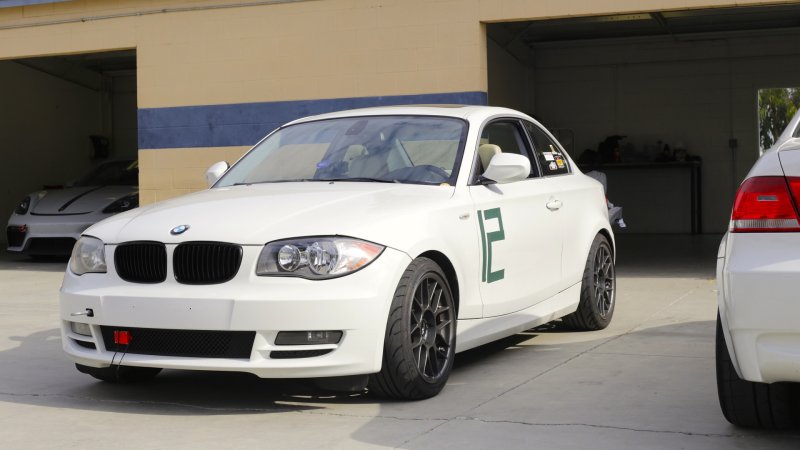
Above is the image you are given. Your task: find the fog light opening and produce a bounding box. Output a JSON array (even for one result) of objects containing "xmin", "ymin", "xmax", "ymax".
[
  {"xmin": 275, "ymin": 330, "xmax": 343, "ymax": 345},
  {"xmin": 70, "ymin": 321, "xmax": 92, "ymax": 337}
]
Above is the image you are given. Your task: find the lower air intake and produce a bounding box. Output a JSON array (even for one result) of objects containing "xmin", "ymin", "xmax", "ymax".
[
  {"xmin": 100, "ymin": 327, "xmax": 255, "ymax": 358},
  {"xmin": 6, "ymin": 226, "xmax": 25, "ymax": 247}
]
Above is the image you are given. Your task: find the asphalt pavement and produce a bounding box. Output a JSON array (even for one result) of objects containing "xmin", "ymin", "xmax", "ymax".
[{"xmin": 1, "ymin": 234, "xmax": 798, "ymax": 449}]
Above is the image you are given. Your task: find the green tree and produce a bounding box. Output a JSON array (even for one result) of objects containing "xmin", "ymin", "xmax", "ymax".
[{"xmin": 759, "ymin": 88, "xmax": 800, "ymax": 151}]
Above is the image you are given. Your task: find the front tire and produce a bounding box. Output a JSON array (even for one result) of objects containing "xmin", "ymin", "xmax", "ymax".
[
  {"xmin": 716, "ymin": 313, "xmax": 797, "ymax": 428},
  {"xmin": 76, "ymin": 363, "xmax": 162, "ymax": 383},
  {"xmin": 562, "ymin": 234, "xmax": 615, "ymax": 330},
  {"xmin": 368, "ymin": 257, "xmax": 456, "ymax": 400}
]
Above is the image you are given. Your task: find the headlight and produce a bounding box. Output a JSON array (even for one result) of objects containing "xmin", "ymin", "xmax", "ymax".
[
  {"xmin": 256, "ymin": 237, "xmax": 384, "ymax": 279},
  {"xmin": 15, "ymin": 196, "xmax": 31, "ymax": 215},
  {"xmin": 69, "ymin": 236, "xmax": 107, "ymax": 275},
  {"xmin": 102, "ymin": 194, "xmax": 139, "ymax": 214}
]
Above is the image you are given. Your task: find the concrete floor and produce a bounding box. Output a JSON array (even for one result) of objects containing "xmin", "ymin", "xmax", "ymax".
[{"xmin": 1, "ymin": 234, "xmax": 798, "ymax": 449}]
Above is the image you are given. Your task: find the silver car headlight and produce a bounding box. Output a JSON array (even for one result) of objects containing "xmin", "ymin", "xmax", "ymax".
[
  {"xmin": 15, "ymin": 196, "xmax": 31, "ymax": 215},
  {"xmin": 256, "ymin": 237, "xmax": 384, "ymax": 279},
  {"xmin": 69, "ymin": 236, "xmax": 107, "ymax": 275}
]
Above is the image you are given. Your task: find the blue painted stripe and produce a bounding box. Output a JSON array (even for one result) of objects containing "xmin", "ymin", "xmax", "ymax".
[
  {"xmin": 138, "ymin": 91, "xmax": 488, "ymax": 149},
  {"xmin": 0, "ymin": 0, "xmax": 70, "ymax": 8}
]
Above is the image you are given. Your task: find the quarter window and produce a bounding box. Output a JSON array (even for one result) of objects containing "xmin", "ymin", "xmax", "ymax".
[{"xmin": 524, "ymin": 121, "xmax": 571, "ymax": 176}]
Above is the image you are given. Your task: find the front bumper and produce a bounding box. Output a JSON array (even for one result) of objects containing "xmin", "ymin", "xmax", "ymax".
[
  {"xmin": 7, "ymin": 212, "xmax": 101, "ymax": 255},
  {"xmin": 60, "ymin": 245, "xmax": 411, "ymax": 378},
  {"xmin": 719, "ymin": 232, "xmax": 800, "ymax": 383}
]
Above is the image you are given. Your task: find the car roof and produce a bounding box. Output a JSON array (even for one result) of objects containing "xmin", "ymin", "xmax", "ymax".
[{"xmin": 284, "ymin": 105, "xmax": 531, "ymax": 126}]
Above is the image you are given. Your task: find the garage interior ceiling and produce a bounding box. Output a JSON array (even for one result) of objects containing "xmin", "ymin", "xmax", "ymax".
[
  {"xmin": 14, "ymin": 50, "xmax": 135, "ymax": 91},
  {"xmin": 489, "ymin": 4, "xmax": 800, "ymax": 56}
]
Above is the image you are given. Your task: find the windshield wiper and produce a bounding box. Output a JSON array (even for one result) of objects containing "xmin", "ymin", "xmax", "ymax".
[
  {"xmin": 318, "ymin": 177, "xmax": 400, "ymax": 183},
  {"xmin": 233, "ymin": 179, "xmax": 314, "ymax": 186},
  {"xmin": 233, "ymin": 177, "xmax": 400, "ymax": 186}
]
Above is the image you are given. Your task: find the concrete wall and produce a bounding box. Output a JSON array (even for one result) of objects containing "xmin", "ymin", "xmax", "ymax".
[
  {"xmin": 530, "ymin": 33, "xmax": 800, "ymax": 233},
  {"xmin": 0, "ymin": 60, "xmax": 103, "ymax": 242},
  {"xmin": 2, "ymin": 0, "xmax": 800, "ymax": 204}
]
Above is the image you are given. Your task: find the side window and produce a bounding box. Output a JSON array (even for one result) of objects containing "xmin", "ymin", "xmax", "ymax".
[
  {"xmin": 478, "ymin": 121, "xmax": 537, "ymax": 177},
  {"xmin": 524, "ymin": 121, "xmax": 571, "ymax": 176}
]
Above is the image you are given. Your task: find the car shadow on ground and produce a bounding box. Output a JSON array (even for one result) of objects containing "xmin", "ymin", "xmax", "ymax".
[
  {"xmin": 0, "ymin": 324, "xmax": 561, "ymax": 416},
  {"xmin": 3, "ymin": 321, "xmax": 800, "ymax": 447},
  {"xmin": 0, "ymin": 320, "xmax": 682, "ymax": 413}
]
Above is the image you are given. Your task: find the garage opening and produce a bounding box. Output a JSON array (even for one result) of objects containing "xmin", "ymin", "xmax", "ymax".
[
  {"xmin": 0, "ymin": 50, "xmax": 137, "ymax": 251},
  {"xmin": 487, "ymin": 5, "xmax": 800, "ymax": 239},
  {"xmin": 758, "ymin": 87, "xmax": 800, "ymax": 154}
]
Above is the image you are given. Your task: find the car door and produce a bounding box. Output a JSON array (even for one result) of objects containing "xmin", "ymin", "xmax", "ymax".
[
  {"xmin": 522, "ymin": 120, "xmax": 590, "ymax": 289},
  {"xmin": 469, "ymin": 118, "xmax": 564, "ymax": 318}
]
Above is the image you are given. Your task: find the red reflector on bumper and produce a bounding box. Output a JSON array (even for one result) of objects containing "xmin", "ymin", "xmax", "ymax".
[{"xmin": 113, "ymin": 330, "xmax": 132, "ymax": 345}]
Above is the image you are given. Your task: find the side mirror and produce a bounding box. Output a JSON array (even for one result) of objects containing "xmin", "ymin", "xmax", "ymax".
[
  {"xmin": 482, "ymin": 153, "xmax": 531, "ymax": 184},
  {"xmin": 205, "ymin": 161, "xmax": 229, "ymax": 188}
]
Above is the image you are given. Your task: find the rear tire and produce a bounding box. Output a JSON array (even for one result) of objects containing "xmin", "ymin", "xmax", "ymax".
[
  {"xmin": 368, "ymin": 257, "xmax": 456, "ymax": 400},
  {"xmin": 562, "ymin": 234, "xmax": 615, "ymax": 330},
  {"xmin": 76, "ymin": 363, "xmax": 162, "ymax": 383},
  {"xmin": 716, "ymin": 313, "xmax": 798, "ymax": 428}
]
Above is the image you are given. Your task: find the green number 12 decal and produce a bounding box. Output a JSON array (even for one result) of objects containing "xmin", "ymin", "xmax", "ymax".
[{"xmin": 478, "ymin": 207, "xmax": 505, "ymax": 283}]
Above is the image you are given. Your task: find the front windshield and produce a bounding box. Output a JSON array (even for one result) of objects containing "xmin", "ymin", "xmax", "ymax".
[
  {"xmin": 74, "ymin": 160, "xmax": 138, "ymax": 187},
  {"xmin": 217, "ymin": 115, "xmax": 468, "ymax": 186}
]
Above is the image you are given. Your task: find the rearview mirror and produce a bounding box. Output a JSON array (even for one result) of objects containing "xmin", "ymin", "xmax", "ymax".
[
  {"xmin": 481, "ymin": 153, "xmax": 530, "ymax": 184},
  {"xmin": 205, "ymin": 161, "xmax": 229, "ymax": 188}
]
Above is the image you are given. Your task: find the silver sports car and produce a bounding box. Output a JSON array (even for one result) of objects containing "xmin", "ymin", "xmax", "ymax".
[{"xmin": 6, "ymin": 160, "xmax": 138, "ymax": 256}]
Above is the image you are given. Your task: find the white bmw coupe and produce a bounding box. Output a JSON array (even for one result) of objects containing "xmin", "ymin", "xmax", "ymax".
[{"xmin": 61, "ymin": 106, "xmax": 615, "ymax": 399}]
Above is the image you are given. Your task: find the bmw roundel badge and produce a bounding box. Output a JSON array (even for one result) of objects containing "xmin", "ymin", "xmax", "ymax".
[{"xmin": 171, "ymin": 225, "xmax": 190, "ymax": 235}]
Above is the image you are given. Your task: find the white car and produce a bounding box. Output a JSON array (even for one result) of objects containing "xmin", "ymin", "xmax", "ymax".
[
  {"xmin": 7, "ymin": 160, "xmax": 138, "ymax": 256},
  {"xmin": 717, "ymin": 109, "xmax": 800, "ymax": 427},
  {"xmin": 61, "ymin": 106, "xmax": 615, "ymax": 399}
]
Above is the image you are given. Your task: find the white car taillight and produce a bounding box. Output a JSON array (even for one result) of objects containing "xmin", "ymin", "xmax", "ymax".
[{"xmin": 731, "ymin": 176, "xmax": 800, "ymax": 232}]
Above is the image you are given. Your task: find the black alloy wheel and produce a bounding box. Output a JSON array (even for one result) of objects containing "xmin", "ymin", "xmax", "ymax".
[
  {"xmin": 593, "ymin": 242, "xmax": 615, "ymax": 320},
  {"xmin": 562, "ymin": 234, "xmax": 615, "ymax": 330},
  {"xmin": 369, "ymin": 257, "xmax": 456, "ymax": 400},
  {"xmin": 410, "ymin": 272, "xmax": 455, "ymax": 383}
]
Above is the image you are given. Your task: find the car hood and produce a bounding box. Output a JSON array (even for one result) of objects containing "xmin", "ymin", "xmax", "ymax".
[
  {"xmin": 87, "ymin": 182, "xmax": 456, "ymax": 247},
  {"xmin": 31, "ymin": 186, "xmax": 137, "ymax": 215}
]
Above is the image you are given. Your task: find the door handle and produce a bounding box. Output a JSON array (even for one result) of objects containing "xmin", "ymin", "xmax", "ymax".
[{"xmin": 546, "ymin": 199, "xmax": 562, "ymax": 211}]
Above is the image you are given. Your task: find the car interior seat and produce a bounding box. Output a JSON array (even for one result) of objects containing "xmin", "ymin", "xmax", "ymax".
[
  {"xmin": 349, "ymin": 148, "xmax": 389, "ymax": 178},
  {"xmin": 478, "ymin": 144, "xmax": 502, "ymax": 172}
]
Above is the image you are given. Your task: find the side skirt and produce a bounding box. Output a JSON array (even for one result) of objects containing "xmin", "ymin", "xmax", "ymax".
[{"xmin": 455, "ymin": 282, "xmax": 581, "ymax": 353}]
